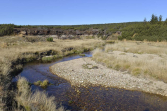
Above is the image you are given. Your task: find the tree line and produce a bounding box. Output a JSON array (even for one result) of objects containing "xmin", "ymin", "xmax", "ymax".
[
  {"xmin": 1, "ymin": 14, "xmax": 167, "ymax": 42},
  {"xmin": 119, "ymin": 14, "xmax": 167, "ymax": 41},
  {"xmin": 0, "ymin": 24, "xmax": 14, "ymax": 36}
]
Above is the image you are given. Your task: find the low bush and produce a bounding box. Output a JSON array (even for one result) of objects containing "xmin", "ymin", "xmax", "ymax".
[
  {"xmin": 47, "ymin": 37, "xmax": 53, "ymax": 42},
  {"xmin": 0, "ymin": 24, "xmax": 14, "ymax": 36}
]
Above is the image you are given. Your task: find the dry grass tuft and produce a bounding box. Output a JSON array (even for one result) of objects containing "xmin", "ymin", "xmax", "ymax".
[
  {"xmin": 16, "ymin": 77, "xmax": 64, "ymax": 111},
  {"xmin": 17, "ymin": 77, "xmax": 31, "ymax": 97}
]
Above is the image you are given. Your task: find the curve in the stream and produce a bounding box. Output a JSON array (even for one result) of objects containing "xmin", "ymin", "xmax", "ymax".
[{"xmin": 12, "ymin": 52, "xmax": 167, "ymax": 111}]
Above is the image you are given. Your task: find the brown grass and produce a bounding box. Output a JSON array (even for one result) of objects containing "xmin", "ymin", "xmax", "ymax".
[
  {"xmin": 104, "ymin": 40, "xmax": 167, "ymax": 55},
  {"xmin": 0, "ymin": 36, "xmax": 104, "ymax": 110},
  {"xmin": 0, "ymin": 37, "xmax": 104, "ymax": 75},
  {"xmin": 93, "ymin": 41, "xmax": 167, "ymax": 82},
  {"xmin": 16, "ymin": 77, "xmax": 64, "ymax": 111}
]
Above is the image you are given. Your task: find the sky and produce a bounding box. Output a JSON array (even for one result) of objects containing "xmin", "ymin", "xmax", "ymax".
[{"xmin": 0, "ymin": 0, "xmax": 167, "ymax": 25}]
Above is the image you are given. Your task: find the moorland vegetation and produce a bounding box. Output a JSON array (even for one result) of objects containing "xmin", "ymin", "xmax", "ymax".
[
  {"xmin": 1, "ymin": 14, "xmax": 167, "ymax": 110},
  {"xmin": 1, "ymin": 14, "xmax": 167, "ymax": 41},
  {"xmin": 0, "ymin": 37, "xmax": 104, "ymax": 110}
]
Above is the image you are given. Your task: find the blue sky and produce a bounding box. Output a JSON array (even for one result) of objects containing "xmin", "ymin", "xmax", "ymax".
[{"xmin": 0, "ymin": 0, "xmax": 167, "ymax": 25}]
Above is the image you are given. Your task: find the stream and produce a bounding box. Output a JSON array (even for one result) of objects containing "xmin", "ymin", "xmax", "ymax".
[{"xmin": 12, "ymin": 52, "xmax": 167, "ymax": 111}]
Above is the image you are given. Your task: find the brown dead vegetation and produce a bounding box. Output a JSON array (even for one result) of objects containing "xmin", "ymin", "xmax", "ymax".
[{"xmin": 0, "ymin": 36, "xmax": 104, "ymax": 110}]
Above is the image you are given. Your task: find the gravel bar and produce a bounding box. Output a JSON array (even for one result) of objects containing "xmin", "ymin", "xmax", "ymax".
[{"xmin": 50, "ymin": 57, "xmax": 167, "ymax": 96}]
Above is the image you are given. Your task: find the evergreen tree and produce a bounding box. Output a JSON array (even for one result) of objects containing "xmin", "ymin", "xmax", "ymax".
[
  {"xmin": 158, "ymin": 15, "xmax": 162, "ymax": 25},
  {"xmin": 159, "ymin": 15, "xmax": 162, "ymax": 21},
  {"xmin": 150, "ymin": 14, "xmax": 155, "ymax": 24},
  {"xmin": 150, "ymin": 14, "xmax": 158, "ymax": 24}
]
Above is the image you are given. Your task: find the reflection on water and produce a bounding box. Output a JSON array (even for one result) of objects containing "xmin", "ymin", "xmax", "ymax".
[{"xmin": 13, "ymin": 52, "xmax": 167, "ymax": 111}]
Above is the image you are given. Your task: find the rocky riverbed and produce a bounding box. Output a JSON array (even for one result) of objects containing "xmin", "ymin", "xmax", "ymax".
[{"xmin": 50, "ymin": 57, "xmax": 167, "ymax": 96}]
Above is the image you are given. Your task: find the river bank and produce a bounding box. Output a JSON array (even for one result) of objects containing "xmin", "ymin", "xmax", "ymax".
[
  {"xmin": 14, "ymin": 52, "xmax": 167, "ymax": 111},
  {"xmin": 50, "ymin": 57, "xmax": 167, "ymax": 96},
  {"xmin": 0, "ymin": 36, "xmax": 104, "ymax": 110}
]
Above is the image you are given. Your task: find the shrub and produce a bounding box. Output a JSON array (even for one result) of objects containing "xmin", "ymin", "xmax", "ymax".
[
  {"xmin": 47, "ymin": 37, "xmax": 53, "ymax": 42},
  {"xmin": 0, "ymin": 24, "xmax": 14, "ymax": 36}
]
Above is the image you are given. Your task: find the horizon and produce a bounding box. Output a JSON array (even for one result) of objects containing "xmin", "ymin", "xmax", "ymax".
[
  {"xmin": 0, "ymin": 21, "xmax": 144, "ymax": 26},
  {"xmin": 1, "ymin": 0, "xmax": 167, "ymax": 25}
]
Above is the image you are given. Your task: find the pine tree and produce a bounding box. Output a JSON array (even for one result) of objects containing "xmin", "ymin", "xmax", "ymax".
[
  {"xmin": 159, "ymin": 15, "xmax": 162, "ymax": 21},
  {"xmin": 150, "ymin": 14, "xmax": 158, "ymax": 24},
  {"xmin": 158, "ymin": 15, "xmax": 162, "ymax": 25}
]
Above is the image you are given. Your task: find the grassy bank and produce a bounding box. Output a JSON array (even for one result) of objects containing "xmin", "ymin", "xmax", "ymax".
[
  {"xmin": 16, "ymin": 77, "xmax": 64, "ymax": 111},
  {"xmin": 0, "ymin": 36, "xmax": 104, "ymax": 110},
  {"xmin": 93, "ymin": 41, "xmax": 167, "ymax": 82}
]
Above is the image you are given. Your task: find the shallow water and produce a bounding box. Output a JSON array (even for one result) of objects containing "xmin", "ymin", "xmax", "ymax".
[{"xmin": 13, "ymin": 52, "xmax": 167, "ymax": 111}]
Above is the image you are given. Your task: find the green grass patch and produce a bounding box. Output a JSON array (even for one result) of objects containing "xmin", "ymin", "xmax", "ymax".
[
  {"xmin": 47, "ymin": 37, "xmax": 53, "ymax": 42},
  {"xmin": 79, "ymin": 54, "xmax": 86, "ymax": 56},
  {"xmin": 34, "ymin": 80, "xmax": 53, "ymax": 89},
  {"xmin": 73, "ymin": 49, "xmax": 84, "ymax": 54},
  {"xmin": 42, "ymin": 56, "xmax": 54, "ymax": 62},
  {"xmin": 34, "ymin": 80, "xmax": 42, "ymax": 86}
]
